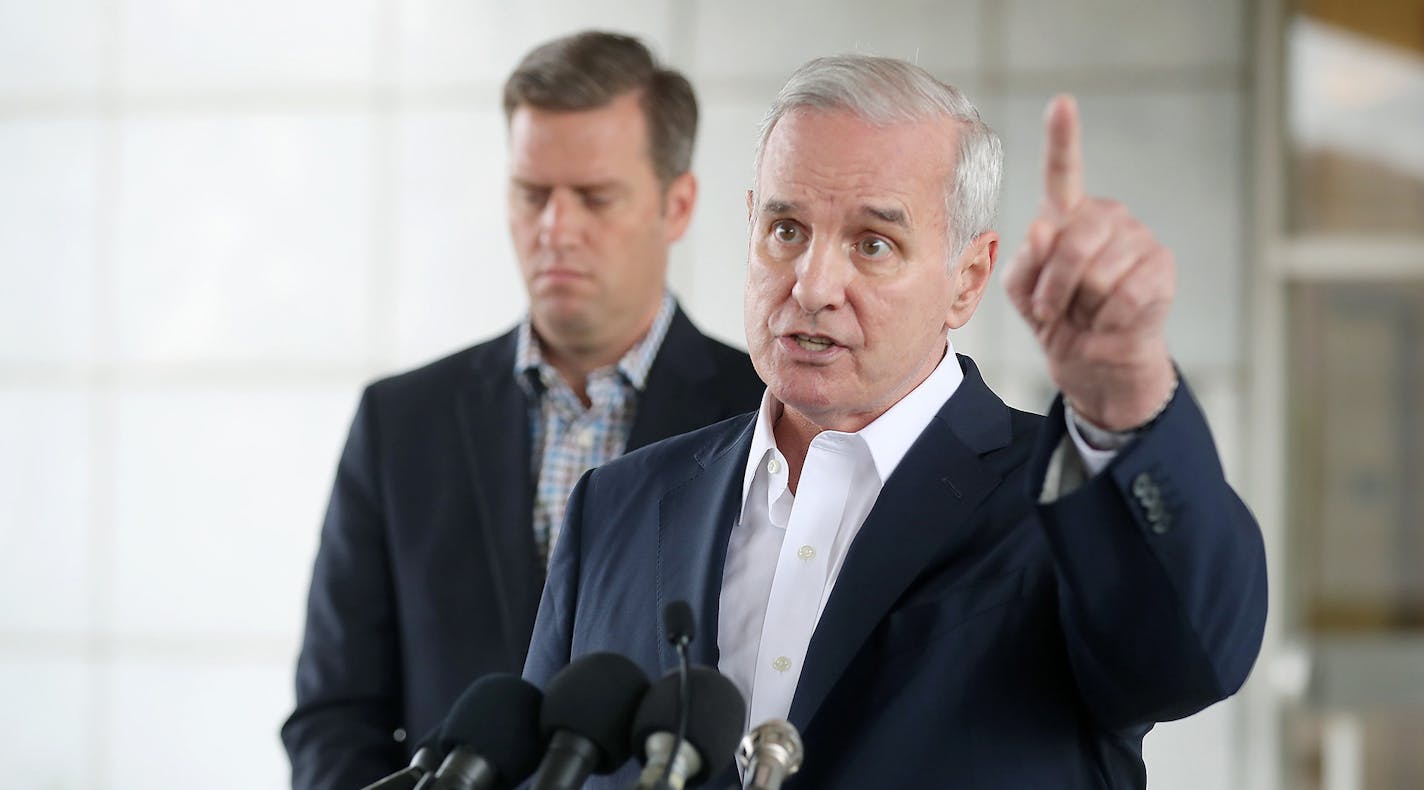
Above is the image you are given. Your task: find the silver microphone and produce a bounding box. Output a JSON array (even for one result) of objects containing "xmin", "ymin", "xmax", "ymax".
[
  {"xmin": 635, "ymin": 731, "xmax": 703, "ymax": 789},
  {"xmin": 736, "ymin": 719, "xmax": 803, "ymax": 790}
]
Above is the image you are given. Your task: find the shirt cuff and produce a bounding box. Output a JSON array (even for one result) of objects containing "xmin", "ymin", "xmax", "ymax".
[
  {"xmin": 1038, "ymin": 404, "xmax": 1135, "ymax": 503},
  {"xmin": 1065, "ymin": 402, "xmax": 1134, "ymax": 477}
]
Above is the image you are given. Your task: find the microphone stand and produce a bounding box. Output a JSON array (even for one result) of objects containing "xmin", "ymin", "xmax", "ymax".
[{"xmin": 653, "ymin": 633, "xmax": 691, "ymax": 790}]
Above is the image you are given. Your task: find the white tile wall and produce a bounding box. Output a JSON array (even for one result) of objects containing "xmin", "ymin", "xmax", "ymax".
[
  {"xmin": 0, "ymin": 119, "xmax": 100, "ymax": 364},
  {"xmin": 0, "ymin": 655, "xmax": 95, "ymax": 788},
  {"xmin": 0, "ymin": 0, "xmax": 103, "ymax": 98},
  {"xmin": 110, "ymin": 387, "xmax": 356, "ymax": 639},
  {"xmin": 393, "ymin": 107, "xmax": 526, "ymax": 366},
  {"xmin": 120, "ymin": 0, "xmax": 379, "ymax": 93},
  {"xmin": 1003, "ymin": 0, "xmax": 1245, "ymax": 72},
  {"xmin": 106, "ymin": 658, "xmax": 293, "ymax": 789},
  {"xmin": 0, "ymin": 388, "xmax": 94, "ymax": 633},
  {"xmin": 689, "ymin": 0, "xmax": 982, "ymax": 81},
  {"xmin": 397, "ymin": 0, "xmax": 674, "ymax": 87},
  {"xmin": 113, "ymin": 112, "xmax": 372, "ymax": 366}
]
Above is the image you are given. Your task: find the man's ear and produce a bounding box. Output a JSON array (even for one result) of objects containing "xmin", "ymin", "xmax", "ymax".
[
  {"xmin": 662, "ymin": 171, "xmax": 697, "ymax": 243},
  {"xmin": 746, "ymin": 189, "xmax": 755, "ymax": 221},
  {"xmin": 946, "ymin": 231, "xmax": 999, "ymax": 329}
]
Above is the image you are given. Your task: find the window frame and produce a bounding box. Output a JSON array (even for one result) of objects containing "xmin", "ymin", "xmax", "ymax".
[{"xmin": 1248, "ymin": 0, "xmax": 1424, "ymax": 787}]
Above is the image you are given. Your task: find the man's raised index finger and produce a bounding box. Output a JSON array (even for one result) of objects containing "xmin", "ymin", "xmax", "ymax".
[{"xmin": 1043, "ymin": 94, "xmax": 1084, "ymax": 213}]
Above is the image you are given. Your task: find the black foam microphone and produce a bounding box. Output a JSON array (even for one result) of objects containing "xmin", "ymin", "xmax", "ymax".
[
  {"xmin": 359, "ymin": 730, "xmax": 444, "ymax": 790},
  {"xmin": 530, "ymin": 652, "xmax": 651, "ymax": 790},
  {"xmin": 414, "ymin": 673, "xmax": 543, "ymax": 790},
  {"xmin": 630, "ymin": 668, "xmax": 747, "ymax": 789},
  {"xmin": 663, "ymin": 600, "xmax": 695, "ymax": 648}
]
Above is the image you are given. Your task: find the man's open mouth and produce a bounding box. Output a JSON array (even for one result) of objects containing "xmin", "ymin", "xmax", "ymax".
[{"xmin": 793, "ymin": 334, "xmax": 835, "ymax": 351}]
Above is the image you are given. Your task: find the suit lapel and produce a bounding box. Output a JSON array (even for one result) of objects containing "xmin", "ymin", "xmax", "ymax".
[
  {"xmin": 628, "ymin": 308, "xmax": 729, "ymax": 451},
  {"xmin": 453, "ymin": 332, "xmax": 539, "ymax": 669},
  {"xmin": 786, "ymin": 357, "xmax": 1013, "ymax": 731},
  {"xmin": 655, "ymin": 417, "xmax": 757, "ymax": 671}
]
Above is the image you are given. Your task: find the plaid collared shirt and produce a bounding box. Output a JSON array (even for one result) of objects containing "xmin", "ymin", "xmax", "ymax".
[{"xmin": 516, "ymin": 293, "xmax": 676, "ymax": 565}]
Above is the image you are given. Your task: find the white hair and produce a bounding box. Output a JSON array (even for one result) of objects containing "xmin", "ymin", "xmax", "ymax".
[{"xmin": 753, "ymin": 55, "xmax": 1003, "ymax": 263}]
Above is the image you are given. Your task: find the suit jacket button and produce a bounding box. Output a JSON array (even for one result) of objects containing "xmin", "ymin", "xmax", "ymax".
[
  {"xmin": 1141, "ymin": 487, "xmax": 1161, "ymax": 509},
  {"xmin": 1132, "ymin": 472, "xmax": 1153, "ymax": 498}
]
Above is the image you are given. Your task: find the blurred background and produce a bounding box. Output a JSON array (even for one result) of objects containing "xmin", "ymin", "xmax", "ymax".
[{"xmin": 0, "ymin": 0, "xmax": 1420, "ymax": 787}]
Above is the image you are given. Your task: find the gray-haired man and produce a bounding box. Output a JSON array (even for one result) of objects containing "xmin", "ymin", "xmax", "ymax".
[{"xmin": 524, "ymin": 54, "xmax": 1265, "ymax": 788}]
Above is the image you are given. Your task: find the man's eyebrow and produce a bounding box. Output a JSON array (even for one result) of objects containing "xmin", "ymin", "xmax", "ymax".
[
  {"xmin": 862, "ymin": 205, "xmax": 909, "ymax": 228},
  {"xmin": 509, "ymin": 178, "xmax": 624, "ymax": 192},
  {"xmin": 758, "ymin": 199, "xmax": 908, "ymax": 228},
  {"xmin": 575, "ymin": 181, "xmax": 625, "ymax": 193}
]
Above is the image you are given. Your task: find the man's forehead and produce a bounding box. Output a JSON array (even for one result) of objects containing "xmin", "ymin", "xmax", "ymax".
[
  {"xmin": 509, "ymin": 95, "xmax": 651, "ymax": 155},
  {"xmin": 508, "ymin": 97, "xmax": 655, "ymax": 185},
  {"xmin": 756, "ymin": 108, "xmax": 954, "ymax": 204},
  {"xmin": 764, "ymin": 106, "xmax": 957, "ymax": 153}
]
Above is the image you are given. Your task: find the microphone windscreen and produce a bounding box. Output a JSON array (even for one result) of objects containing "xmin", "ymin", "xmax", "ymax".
[
  {"xmin": 662, "ymin": 600, "xmax": 696, "ymax": 645},
  {"xmin": 631, "ymin": 667, "xmax": 747, "ymax": 783},
  {"xmin": 539, "ymin": 652, "xmax": 650, "ymax": 773},
  {"xmin": 440, "ymin": 673, "xmax": 544, "ymax": 784}
]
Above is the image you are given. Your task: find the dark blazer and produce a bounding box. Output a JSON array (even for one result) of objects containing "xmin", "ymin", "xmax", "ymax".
[
  {"xmin": 282, "ymin": 307, "xmax": 765, "ymax": 790},
  {"xmin": 524, "ymin": 356, "xmax": 1267, "ymax": 789}
]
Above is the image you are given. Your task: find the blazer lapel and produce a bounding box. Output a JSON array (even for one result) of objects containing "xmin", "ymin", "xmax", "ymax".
[
  {"xmin": 453, "ymin": 333, "xmax": 539, "ymax": 669},
  {"xmin": 787, "ymin": 357, "xmax": 1013, "ymax": 731},
  {"xmin": 628, "ymin": 307, "xmax": 732, "ymax": 451},
  {"xmin": 654, "ymin": 416, "xmax": 757, "ymax": 671}
]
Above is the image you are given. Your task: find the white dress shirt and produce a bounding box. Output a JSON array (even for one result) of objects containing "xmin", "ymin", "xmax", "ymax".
[{"xmin": 717, "ymin": 342, "xmax": 1126, "ymax": 728}]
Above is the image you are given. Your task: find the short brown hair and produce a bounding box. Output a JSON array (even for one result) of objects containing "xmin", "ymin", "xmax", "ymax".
[{"xmin": 502, "ymin": 31, "xmax": 698, "ymax": 186}]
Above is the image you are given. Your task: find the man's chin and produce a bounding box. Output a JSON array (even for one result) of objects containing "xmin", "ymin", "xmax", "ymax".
[
  {"xmin": 530, "ymin": 303, "xmax": 598, "ymax": 342},
  {"xmin": 770, "ymin": 384, "xmax": 843, "ymax": 427}
]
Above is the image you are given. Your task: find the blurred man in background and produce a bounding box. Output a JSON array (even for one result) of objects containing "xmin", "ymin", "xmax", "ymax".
[{"xmin": 281, "ymin": 31, "xmax": 763, "ymax": 790}]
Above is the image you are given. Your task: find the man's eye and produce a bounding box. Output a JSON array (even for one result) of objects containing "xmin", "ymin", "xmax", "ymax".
[
  {"xmin": 772, "ymin": 221, "xmax": 803, "ymax": 244},
  {"xmin": 857, "ymin": 236, "xmax": 892, "ymax": 259},
  {"xmin": 520, "ymin": 188, "xmax": 549, "ymax": 207}
]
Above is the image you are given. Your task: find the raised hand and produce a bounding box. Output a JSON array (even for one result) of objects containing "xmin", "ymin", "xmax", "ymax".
[{"xmin": 1004, "ymin": 95, "xmax": 1178, "ymax": 432}]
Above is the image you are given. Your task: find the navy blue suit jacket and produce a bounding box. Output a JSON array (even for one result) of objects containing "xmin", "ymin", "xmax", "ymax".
[
  {"xmin": 523, "ymin": 356, "xmax": 1267, "ymax": 789},
  {"xmin": 282, "ymin": 308, "xmax": 765, "ymax": 790}
]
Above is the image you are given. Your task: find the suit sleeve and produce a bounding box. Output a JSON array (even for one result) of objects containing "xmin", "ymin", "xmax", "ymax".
[
  {"xmin": 281, "ymin": 388, "xmax": 405, "ymax": 789},
  {"xmin": 522, "ymin": 469, "xmax": 590, "ymax": 688},
  {"xmin": 1031, "ymin": 379, "xmax": 1268, "ymax": 731}
]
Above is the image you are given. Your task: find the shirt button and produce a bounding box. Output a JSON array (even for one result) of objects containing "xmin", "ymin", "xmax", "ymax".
[
  {"xmin": 577, "ymin": 428, "xmax": 594, "ymax": 447},
  {"xmin": 767, "ymin": 457, "xmax": 781, "ymax": 475},
  {"xmin": 772, "ymin": 656, "xmax": 792, "ymax": 673},
  {"xmin": 797, "ymin": 545, "xmax": 816, "ymax": 561}
]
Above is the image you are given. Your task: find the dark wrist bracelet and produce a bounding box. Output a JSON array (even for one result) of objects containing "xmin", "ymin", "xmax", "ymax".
[{"xmin": 1068, "ymin": 367, "xmax": 1180, "ymax": 437}]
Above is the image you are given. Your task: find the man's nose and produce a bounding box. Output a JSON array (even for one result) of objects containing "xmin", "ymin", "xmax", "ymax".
[
  {"xmin": 791, "ymin": 239, "xmax": 851, "ymax": 314},
  {"xmin": 537, "ymin": 189, "xmax": 584, "ymax": 249}
]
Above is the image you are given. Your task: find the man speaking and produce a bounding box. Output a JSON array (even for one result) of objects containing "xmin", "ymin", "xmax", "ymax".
[{"xmin": 524, "ymin": 55, "xmax": 1267, "ymax": 788}]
